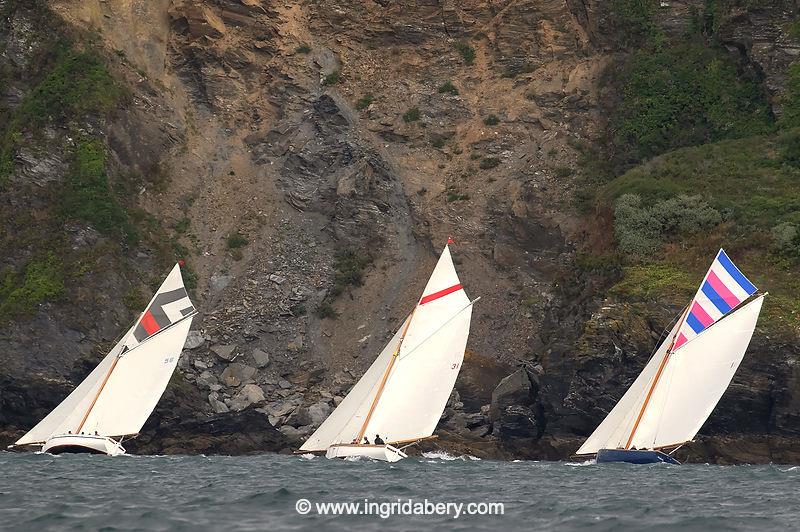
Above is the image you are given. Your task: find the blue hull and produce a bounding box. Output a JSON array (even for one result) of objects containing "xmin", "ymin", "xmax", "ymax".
[{"xmin": 596, "ymin": 448, "xmax": 681, "ymax": 465}]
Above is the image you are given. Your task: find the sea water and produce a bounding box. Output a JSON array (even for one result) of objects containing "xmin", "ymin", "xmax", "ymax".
[{"xmin": 0, "ymin": 451, "xmax": 797, "ymax": 531}]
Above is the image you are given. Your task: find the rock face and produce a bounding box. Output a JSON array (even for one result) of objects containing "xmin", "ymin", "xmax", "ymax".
[{"xmin": 0, "ymin": 0, "xmax": 798, "ymax": 462}]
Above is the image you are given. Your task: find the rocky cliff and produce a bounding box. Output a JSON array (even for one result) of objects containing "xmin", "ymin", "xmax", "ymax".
[{"xmin": 1, "ymin": 0, "xmax": 799, "ymax": 463}]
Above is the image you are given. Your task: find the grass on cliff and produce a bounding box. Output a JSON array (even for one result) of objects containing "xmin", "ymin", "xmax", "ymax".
[
  {"xmin": 0, "ymin": 252, "xmax": 65, "ymax": 322},
  {"xmin": 1, "ymin": 42, "xmax": 124, "ymax": 185},
  {"xmin": 603, "ymin": 130, "xmax": 800, "ymax": 335},
  {"xmin": 62, "ymin": 139, "xmax": 137, "ymax": 244}
]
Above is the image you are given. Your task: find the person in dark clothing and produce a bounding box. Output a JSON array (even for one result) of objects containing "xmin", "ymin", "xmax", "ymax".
[
  {"xmin": 374, "ymin": 435, "xmax": 385, "ymax": 445},
  {"xmin": 363, "ymin": 437, "xmax": 371, "ymax": 445}
]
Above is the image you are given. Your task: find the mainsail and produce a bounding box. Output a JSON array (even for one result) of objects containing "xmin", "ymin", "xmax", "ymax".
[
  {"xmin": 576, "ymin": 249, "xmax": 763, "ymax": 455},
  {"xmin": 15, "ymin": 264, "xmax": 195, "ymax": 445},
  {"xmin": 300, "ymin": 243, "xmax": 475, "ymax": 452}
]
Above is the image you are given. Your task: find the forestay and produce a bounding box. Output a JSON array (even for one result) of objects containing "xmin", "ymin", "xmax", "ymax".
[{"xmin": 15, "ymin": 264, "xmax": 195, "ymax": 445}]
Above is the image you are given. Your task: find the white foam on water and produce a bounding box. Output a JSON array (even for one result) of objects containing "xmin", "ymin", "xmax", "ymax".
[
  {"xmin": 298, "ymin": 453, "xmax": 316, "ymax": 460},
  {"xmin": 421, "ymin": 451, "xmax": 480, "ymax": 461},
  {"xmin": 565, "ymin": 459, "xmax": 596, "ymax": 466}
]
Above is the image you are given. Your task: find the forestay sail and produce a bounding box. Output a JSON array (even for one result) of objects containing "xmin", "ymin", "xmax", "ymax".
[
  {"xmin": 577, "ymin": 250, "xmax": 763, "ymax": 455},
  {"xmin": 15, "ymin": 264, "xmax": 195, "ymax": 445},
  {"xmin": 300, "ymin": 244, "xmax": 474, "ymax": 451}
]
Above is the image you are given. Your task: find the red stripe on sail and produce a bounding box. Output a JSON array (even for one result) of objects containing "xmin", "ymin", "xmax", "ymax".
[
  {"xmin": 419, "ymin": 283, "xmax": 462, "ymax": 305},
  {"xmin": 140, "ymin": 310, "xmax": 161, "ymax": 336}
]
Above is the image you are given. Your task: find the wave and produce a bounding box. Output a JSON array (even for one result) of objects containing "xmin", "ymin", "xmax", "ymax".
[{"xmin": 421, "ymin": 451, "xmax": 480, "ymax": 461}]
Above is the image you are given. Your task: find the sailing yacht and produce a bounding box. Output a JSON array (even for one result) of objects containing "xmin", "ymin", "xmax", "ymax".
[
  {"xmin": 297, "ymin": 240, "xmax": 478, "ymax": 462},
  {"xmin": 11, "ymin": 264, "xmax": 196, "ymax": 456},
  {"xmin": 575, "ymin": 249, "xmax": 764, "ymax": 465}
]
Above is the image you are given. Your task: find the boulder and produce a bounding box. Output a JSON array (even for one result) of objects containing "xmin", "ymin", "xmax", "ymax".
[
  {"xmin": 230, "ymin": 384, "xmax": 266, "ymax": 411},
  {"xmin": 221, "ymin": 363, "xmax": 256, "ymax": 387},
  {"xmin": 490, "ymin": 369, "xmax": 533, "ymax": 422},
  {"xmin": 278, "ymin": 425, "xmax": 310, "ymax": 440},
  {"xmin": 185, "ymin": 331, "xmax": 205, "ymax": 350},
  {"xmin": 196, "ymin": 370, "xmax": 218, "ymax": 389},
  {"xmin": 285, "ymin": 406, "xmax": 311, "ymax": 427},
  {"xmin": 211, "ymin": 344, "xmax": 237, "ymax": 361},
  {"xmin": 208, "ymin": 392, "xmax": 229, "ymax": 413},
  {"xmin": 308, "ymin": 401, "xmax": 332, "ymax": 426},
  {"xmin": 208, "ymin": 273, "xmax": 232, "ymax": 293},
  {"xmin": 251, "ymin": 348, "xmax": 270, "ymax": 368}
]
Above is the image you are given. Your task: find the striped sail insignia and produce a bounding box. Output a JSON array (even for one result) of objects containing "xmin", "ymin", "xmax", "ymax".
[
  {"xmin": 674, "ymin": 249, "xmax": 757, "ymax": 350},
  {"xmin": 419, "ymin": 283, "xmax": 463, "ymax": 305},
  {"xmin": 124, "ymin": 285, "xmax": 195, "ymax": 351}
]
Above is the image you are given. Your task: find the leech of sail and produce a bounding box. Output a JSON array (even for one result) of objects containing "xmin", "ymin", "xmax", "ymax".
[
  {"xmin": 73, "ymin": 310, "xmax": 197, "ymax": 436},
  {"xmin": 355, "ymin": 308, "xmax": 416, "ymax": 443},
  {"xmin": 625, "ymin": 304, "xmax": 690, "ymax": 449}
]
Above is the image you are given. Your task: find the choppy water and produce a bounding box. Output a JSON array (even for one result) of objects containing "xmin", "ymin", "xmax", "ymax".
[{"xmin": 1, "ymin": 451, "xmax": 798, "ymax": 531}]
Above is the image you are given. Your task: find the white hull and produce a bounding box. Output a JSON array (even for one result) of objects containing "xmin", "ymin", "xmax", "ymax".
[
  {"xmin": 41, "ymin": 434, "xmax": 126, "ymax": 456},
  {"xmin": 326, "ymin": 444, "xmax": 407, "ymax": 462}
]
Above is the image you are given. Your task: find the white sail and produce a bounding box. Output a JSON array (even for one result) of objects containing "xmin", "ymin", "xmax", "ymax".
[
  {"xmin": 300, "ymin": 244, "xmax": 474, "ymax": 451},
  {"xmin": 15, "ymin": 264, "xmax": 195, "ymax": 445},
  {"xmin": 80, "ymin": 317, "xmax": 193, "ymax": 436},
  {"xmin": 630, "ymin": 295, "xmax": 763, "ymax": 449},
  {"xmin": 14, "ymin": 331, "xmax": 130, "ymax": 445},
  {"xmin": 577, "ymin": 295, "xmax": 763, "ymax": 455},
  {"xmin": 299, "ymin": 315, "xmax": 410, "ymax": 452},
  {"xmin": 575, "ymin": 319, "xmax": 680, "ymax": 455}
]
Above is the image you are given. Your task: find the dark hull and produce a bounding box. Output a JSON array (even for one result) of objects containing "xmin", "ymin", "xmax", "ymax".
[{"xmin": 596, "ymin": 448, "xmax": 681, "ymax": 465}]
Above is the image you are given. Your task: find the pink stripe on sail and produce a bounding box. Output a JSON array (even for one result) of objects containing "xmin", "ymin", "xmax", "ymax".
[
  {"xmin": 706, "ymin": 270, "xmax": 742, "ymax": 309},
  {"xmin": 673, "ymin": 332, "xmax": 688, "ymax": 350},
  {"xmin": 690, "ymin": 301, "xmax": 714, "ymax": 328}
]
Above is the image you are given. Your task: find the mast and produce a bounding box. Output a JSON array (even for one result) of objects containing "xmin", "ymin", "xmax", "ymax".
[
  {"xmin": 355, "ymin": 308, "xmax": 416, "ymax": 443},
  {"xmin": 624, "ymin": 304, "xmax": 690, "ymax": 450},
  {"xmin": 75, "ymin": 355, "xmax": 121, "ymax": 434}
]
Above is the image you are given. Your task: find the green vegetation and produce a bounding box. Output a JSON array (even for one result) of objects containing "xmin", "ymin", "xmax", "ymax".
[
  {"xmin": 454, "ymin": 42, "xmax": 475, "ymax": 65},
  {"xmin": 610, "ymin": 41, "xmax": 773, "ymax": 166},
  {"xmin": 613, "ymin": 193, "xmax": 722, "ymax": 255},
  {"xmin": 322, "ymin": 70, "xmax": 341, "ymax": 86},
  {"xmin": 174, "ymin": 217, "xmax": 191, "ymax": 234},
  {"xmin": 610, "ymin": 0, "xmax": 659, "ymax": 47},
  {"xmin": 0, "ymin": 253, "xmax": 65, "ymax": 322},
  {"xmin": 315, "ymin": 302, "xmax": 338, "ymax": 319},
  {"xmin": 483, "ymin": 114, "xmax": 500, "ymax": 126},
  {"xmin": 402, "ymin": 107, "xmax": 420, "ymax": 123},
  {"xmin": 431, "ymin": 136, "xmax": 446, "ymax": 149},
  {"xmin": 62, "ymin": 139, "xmax": 137, "ymax": 244},
  {"xmin": 438, "ymin": 81, "xmax": 458, "ymax": 95},
  {"xmin": 446, "ymin": 191, "xmax": 470, "ymax": 202},
  {"xmin": 330, "ymin": 249, "xmax": 372, "ymax": 297},
  {"xmin": 1, "ymin": 42, "xmax": 124, "ymax": 185},
  {"xmin": 226, "ymin": 231, "xmax": 249, "ymax": 249},
  {"xmin": 603, "ymin": 131, "xmax": 800, "ymax": 334},
  {"xmin": 123, "ymin": 286, "xmax": 145, "ymax": 313},
  {"xmin": 780, "ymin": 64, "xmax": 800, "ymax": 129},
  {"xmin": 553, "ymin": 166, "xmax": 573, "ymax": 179},
  {"xmin": 355, "ymin": 93, "xmax": 374, "ymax": 110},
  {"xmin": 296, "ymin": 43, "xmax": 312, "ymax": 54},
  {"xmin": 479, "ymin": 157, "xmax": 500, "ymax": 170}
]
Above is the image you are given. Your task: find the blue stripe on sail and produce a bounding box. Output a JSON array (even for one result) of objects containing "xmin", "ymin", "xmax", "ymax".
[
  {"xmin": 701, "ymin": 281, "xmax": 733, "ymax": 314},
  {"xmin": 717, "ymin": 249, "xmax": 757, "ymax": 295},
  {"xmin": 685, "ymin": 312, "xmax": 706, "ymax": 334}
]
